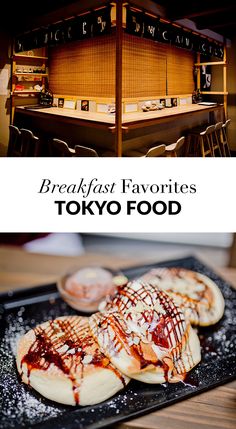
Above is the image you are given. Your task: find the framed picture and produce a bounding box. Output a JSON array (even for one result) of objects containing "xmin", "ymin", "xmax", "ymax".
[
  {"xmin": 58, "ymin": 98, "xmax": 64, "ymax": 108},
  {"xmin": 160, "ymin": 99, "xmax": 166, "ymax": 107},
  {"xmin": 171, "ymin": 98, "xmax": 178, "ymax": 107},
  {"xmin": 81, "ymin": 100, "xmax": 89, "ymax": 111},
  {"xmin": 64, "ymin": 100, "xmax": 76, "ymax": 109},
  {"xmin": 165, "ymin": 98, "xmax": 172, "ymax": 108}
]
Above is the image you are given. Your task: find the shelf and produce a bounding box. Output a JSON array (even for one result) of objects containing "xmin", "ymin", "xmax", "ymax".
[
  {"xmin": 14, "ymin": 73, "xmax": 48, "ymax": 77},
  {"xmin": 12, "ymin": 90, "xmax": 40, "ymax": 95},
  {"xmin": 10, "ymin": 51, "xmax": 48, "ymax": 124},
  {"xmin": 194, "ymin": 61, "xmax": 226, "ymax": 66},
  {"xmin": 201, "ymin": 91, "xmax": 228, "ymax": 95},
  {"xmin": 196, "ymin": 47, "xmax": 228, "ymax": 117},
  {"xmin": 12, "ymin": 55, "xmax": 48, "ymax": 60}
]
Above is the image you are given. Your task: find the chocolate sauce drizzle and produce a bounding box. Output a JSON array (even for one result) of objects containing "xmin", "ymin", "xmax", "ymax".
[
  {"xmin": 20, "ymin": 317, "xmax": 126, "ymax": 404},
  {"xmin": 95, "ymin": 283, "xmax": 194, "ymax": 382},
  {"xmin": 139, "ymin": 268, "xmax": 215, "ymax": 325}
]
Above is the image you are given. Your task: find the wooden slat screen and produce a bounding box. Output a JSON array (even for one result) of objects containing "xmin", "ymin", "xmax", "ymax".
[
  {"xmin": 123, "ymin": 34, "xmax": 194, "ymax": 98},
  {"xmin": 49, "ymin": 35, "xmax": 116, "ymax": 98},
  {"xmin": 123, "ymin": 34, "xmax": 167, "ymax": 98},
  {"xmin": 49, "ymin": 33, "xmax": 194, "ymax": 99},
  {"xmin": 166, "ymin": 45, "xmax": 194, "ymax": 95}
]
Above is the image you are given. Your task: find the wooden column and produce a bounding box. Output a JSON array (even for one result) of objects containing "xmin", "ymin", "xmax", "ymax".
[
  {"xmin": 197, "ymin": 53, "xmax": 201, "ymax": 90},
  {"xmin": 115, "ymin": 0, "xmax": 123, "ymax": 157},
  {"xmin": 10, "ymin": 39, "xmax": 15, "ymax": 125},
  {"xmin": 223, "ymin": 45, "xmax": 227, "ymax": 119}
]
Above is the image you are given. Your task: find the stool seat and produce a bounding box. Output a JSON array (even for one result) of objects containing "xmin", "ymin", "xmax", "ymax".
[
  {"xmin": 125, "ymin": 144, "xmax": 166, "ymax": 157},
  {"xmin": 145, "ymin": 144, "xmax": 166, "ymax": 157},
  {"xmin": 125, "ymin": 136, "xmax": 185, "ymax": 157},
  {"xmin": 186, "ymin": 124, "xmax": 220, "ymax": 157},
  {"xmin": 214, "ymin": 122, "xmax": 224, "ymax": 157},
  {"xmin": 7, "ymin": 125, "xmax": 21, "ymax": 156},
  {"xmin": 75, "ymin": 145, "xmax": 99, "ymax": 157},
  {"xmin": 200, "ymin": 125, "xmax": 216, "ymax": 157},
  {"xmin": 165, "ymin": 136, "xmax": 185, "ymax": 157},
  {"xmin": 51, "ymin": 138, "xmax": 75, "ymax": 156},
  {"xmin": 7, "ymin": 126, "xmax": 40, "ymax": 157},
  {"xmin": 221, "ymin": 119, "xmax": 231, "ymax": 157},
  {"xmin": 165, "ymin": 143, "xmax": 176, "ymax": 151},
  {"xmin": 20, "ymin": 129, "xmax": 40, "ymax": 156}
]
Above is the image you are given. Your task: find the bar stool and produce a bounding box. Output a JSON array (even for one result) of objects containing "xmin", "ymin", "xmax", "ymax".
[
  {"xmin": 199, "ymin": 125, "xmax": 217, "ymax": 157},
  {"xmin": 214, "ymin": 122, "xmax": 224, "ymax": 156},
  {"xmin": 145, "ymin": 145, "xmax": 166, "ymax": 157},
  {"xmin": 124, "ymin": 134, "xmax": 185, "ymax": 157},
  {"xmin": 75, "ymin": 145, "xmax": 99, "ymax": 157},
  {"xmin": 20, "ymin": 129, "xmax": 40, "ymax": 157},
  {"xmin": 7, "ymin": 125, "xmax": 21, "ymax": 156},
  {"xmin": 185, "ymin": 123, "xmax": 211, "ymax": 156},
  {"xmin": 221, "ymin": 119, "xmax": 231, "ymax": 157},
  {"xmin": 165, "ymin": 137, "xmax": 185, "ymax": 157},
  {"xmin": 51, "ymin": 138, "xmax": 75, "ymax": 156},
  {"xmin": 211, "ymin": 124, "xmax": 222, "ymax": 157},
  {"xmin": 187, "ymin": 125, "xmax": 216, "ymax": 157}
]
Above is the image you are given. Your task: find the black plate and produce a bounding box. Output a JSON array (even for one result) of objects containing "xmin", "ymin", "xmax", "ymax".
[{"xmin": 0, "ymin": 256, "xmax": 236, "ymax": 429}]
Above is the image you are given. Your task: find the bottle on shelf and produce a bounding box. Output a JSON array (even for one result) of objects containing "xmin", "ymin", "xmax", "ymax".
[
  {"xmin": 10, "ymin": 49, "xmax": 48, "ymax": 122},
  {"xmin": 196, "ymin": 88, "xmax": 203, "ymax": 103}
]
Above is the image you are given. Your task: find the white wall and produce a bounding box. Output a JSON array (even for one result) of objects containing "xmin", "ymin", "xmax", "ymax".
[{"xmin": 98, "ymin": 233, "xmax": 233, "ymax": 248}]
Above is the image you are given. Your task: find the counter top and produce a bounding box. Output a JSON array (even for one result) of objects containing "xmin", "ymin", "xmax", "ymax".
[
  {"xmin": 122, "ymin": 103, "xmax": 221, "ymax": 123},
  {"xmin": 16, "ymin": 106, "xmax": 115, "ymax": 129},
  {"xmin": 122, "ymin": 104, "xmax": 224, "ymax": 130},
  {"xmin": 16, "ymin": 103, "xmax": 223, "ymax": 131}
]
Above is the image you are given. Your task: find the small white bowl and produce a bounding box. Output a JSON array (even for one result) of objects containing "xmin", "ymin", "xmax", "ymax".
[{"xmin": 57, "ymin": 266, "xmax": 128, "ymax": 313}]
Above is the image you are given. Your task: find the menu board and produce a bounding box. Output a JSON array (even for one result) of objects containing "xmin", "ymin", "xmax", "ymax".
[
  {"xmin": 15, "ymin": 6, "xmax": 111, "ymax": 52},
  {"xmin": 125, "ymin": 7, "xmax": 224, "ymax": 59}
]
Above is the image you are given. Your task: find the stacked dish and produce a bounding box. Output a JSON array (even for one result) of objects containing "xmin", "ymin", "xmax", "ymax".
[{"xmin": 16, "ymin": 268, "xmax": 224, "ymax": 406}]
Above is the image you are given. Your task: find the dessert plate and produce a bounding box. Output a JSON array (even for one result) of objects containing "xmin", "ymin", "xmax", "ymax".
[{"xmin": 0, "ymin": 256, "xmax": 235, "ymax": 429}]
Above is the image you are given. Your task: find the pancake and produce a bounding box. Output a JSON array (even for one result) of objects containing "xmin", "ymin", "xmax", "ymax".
[
  {"xmin": 16, "ymin": 316, "xmax": 129, "ymax": 406},
  {"xmin": 92, "ymin": 281, "xmax": 201, "ymax": 383},
  {"xmin": 139, "ymin": 268, "xmax": 225, "ymax": 326}
]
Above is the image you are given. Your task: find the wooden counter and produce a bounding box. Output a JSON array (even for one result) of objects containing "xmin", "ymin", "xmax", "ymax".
[
  {"xmin": 14, "ymin": 104, "xmax": 224, "ymax": 154},
  {"xmin": 121, "ymin": 104, "xmax": 224, "ymax": 152},
  {"xmin": 16, "ymin": 103, "xmax": 223, "ymax": 130},
  {"xmin": 0, "ymin": 246, "xmax": 235, "ymax": 429},
  {"xmin": 122, "ymin": 104, "xmax": 224, "ymax": 130},
  {"xmin": 16, "ymin": 106, "xmax": 115, "ymax": 129},
  {"xmin": 14, "ymin": 107, "xmax": 116, "ymax": 153}
]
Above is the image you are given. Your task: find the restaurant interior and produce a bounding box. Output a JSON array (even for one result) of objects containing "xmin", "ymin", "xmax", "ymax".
[{"xmin": 0, "ymin": 0, "xmax": 235, "ymax": 157}]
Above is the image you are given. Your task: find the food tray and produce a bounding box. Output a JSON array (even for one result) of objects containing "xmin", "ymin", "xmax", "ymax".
[{"xmin": 0, "ymin": 256, "xmax": 235, "ymax": 429}]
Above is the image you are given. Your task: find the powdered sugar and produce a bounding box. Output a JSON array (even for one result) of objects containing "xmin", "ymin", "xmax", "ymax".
[{"xmin": 0, "ymin": 305, "xmax": 66, "ymax": 428}]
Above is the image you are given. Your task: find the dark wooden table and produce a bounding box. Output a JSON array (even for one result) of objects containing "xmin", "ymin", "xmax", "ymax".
[{"xmin": 0, "ymin": 246, "xmax": 235, "ymax": 429}]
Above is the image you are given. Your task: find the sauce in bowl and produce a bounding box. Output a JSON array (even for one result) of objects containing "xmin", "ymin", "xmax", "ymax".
[{"xmin": 57, "ymin": 266, "xmax": 128, "ymax": 313}]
